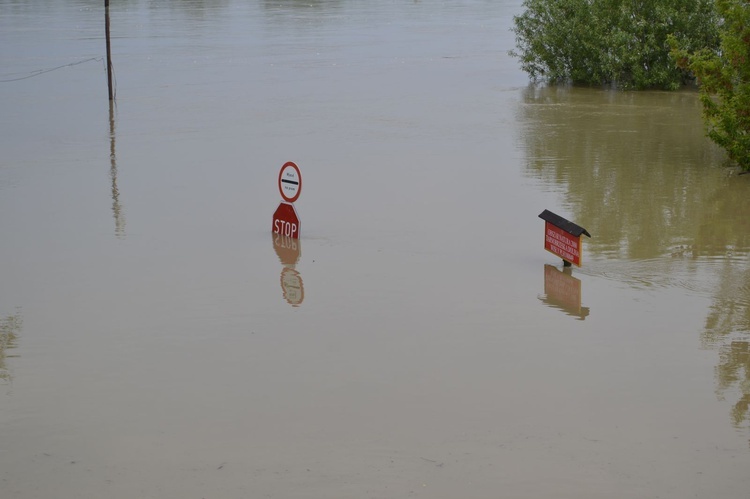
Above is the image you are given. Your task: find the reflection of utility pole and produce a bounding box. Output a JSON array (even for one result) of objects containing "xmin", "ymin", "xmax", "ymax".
[
  {"xmin": 105, "ymin": 2, "xmax": 122, "ymax": 235},
  {"xmin": 0, "ymin": 310, "xmax": 22, "ymax": 384},
  {"xmin": 109, "ymin": 102, "xmax": 125, "ymax": 237},
  {"xmin": 105, "ymin": 0, "xmax": 114, "ymax": 100}
]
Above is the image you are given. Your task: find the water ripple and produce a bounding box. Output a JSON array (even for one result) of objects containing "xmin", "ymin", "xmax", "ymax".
[{"xmin": 577, "ymin": 253, "xmax": 750, "ymax": 298}]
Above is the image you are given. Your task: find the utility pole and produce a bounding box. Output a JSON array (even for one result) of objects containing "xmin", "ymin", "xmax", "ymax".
[{"xmin": 105, "ymin": 0, "xmax": 114, "ymax": 100}]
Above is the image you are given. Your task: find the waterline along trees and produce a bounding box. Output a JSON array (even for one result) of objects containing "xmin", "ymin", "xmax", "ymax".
[
  {"xmin": 510, "ymin": 0, "xmax": 750, "ymax": 171},
  {"xmin": 670, "ymin": 0, "xmax": 750, "ymax": 171},
  {"xmin": 510, "ymin": 0, "xmax": 720, "ymax": 90}
]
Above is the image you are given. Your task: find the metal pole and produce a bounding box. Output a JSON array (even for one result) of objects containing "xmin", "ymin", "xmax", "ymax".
[{"xmin": 105, "ymin": 0, "xmax": 114, "ymax": 100}]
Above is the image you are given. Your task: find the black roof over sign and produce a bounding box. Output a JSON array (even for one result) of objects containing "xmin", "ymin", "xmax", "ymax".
[{"xmin": 538, "ymin": 210, "xmax": 591, "ymax": 238}]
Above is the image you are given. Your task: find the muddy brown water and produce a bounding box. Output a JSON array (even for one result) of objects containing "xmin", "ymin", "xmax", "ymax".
[{"xmin": 1, "ymin": 1, "xmax": 749, "ymax": 498}]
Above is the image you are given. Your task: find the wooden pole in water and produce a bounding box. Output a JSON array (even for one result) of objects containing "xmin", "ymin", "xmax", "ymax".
[{"xmin": 105, "ymin": 0, "xmax": 114, "ymax": 100}]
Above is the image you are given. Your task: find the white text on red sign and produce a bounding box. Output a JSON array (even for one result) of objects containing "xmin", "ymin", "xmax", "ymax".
[
  {"xmin": 274, "ymin": 218, "xmax": 298, "ymax": 238},
  {"xmin": 272, "ymin": 202, "xmax": 300, "ymax": 239},
  {"xmin": 544, "ymin": 222, "xmax": 581, "ymax": 266}
]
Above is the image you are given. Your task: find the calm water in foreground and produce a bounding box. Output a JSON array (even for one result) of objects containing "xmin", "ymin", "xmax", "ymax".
[{"xmin": 1, "ymin": 1, "xmax": 750, "ymax": 498}]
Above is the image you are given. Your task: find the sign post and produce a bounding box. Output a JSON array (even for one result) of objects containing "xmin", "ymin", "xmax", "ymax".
[
  {"xmin": 272, "ymin": 161, "xmax": 302, "ymax": 239},
  {"xmin": 538, "ymin": 210, "xmax": 591, "ymax": 267}
]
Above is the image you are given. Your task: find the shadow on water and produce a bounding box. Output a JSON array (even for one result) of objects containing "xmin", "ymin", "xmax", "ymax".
[
  {"xmin": 0, "ymin": 310, "xmax": 22, "ymax": 385},
  {"xmin": 519, "ymin": 84, "xmax": 750, "ymax": 440}
]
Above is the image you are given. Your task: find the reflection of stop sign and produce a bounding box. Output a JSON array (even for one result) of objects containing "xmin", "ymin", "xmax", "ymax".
[
  {"xmin": 281, "ymin": 267, "xmax": 304, "ymax": 306},
  {"xmin": 272, "ymin": 202, "xmax": 300, "ymax": 239}
]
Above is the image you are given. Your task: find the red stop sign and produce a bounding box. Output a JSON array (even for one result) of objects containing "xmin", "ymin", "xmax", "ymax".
[{"xmin": 272, "ymin": 202, "xmax": 300, "ymax": 239}]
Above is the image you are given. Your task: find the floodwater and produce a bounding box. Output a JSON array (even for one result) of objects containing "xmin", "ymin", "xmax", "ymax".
[{"xmin": 1, "ymin": 1, "xmax": 749, "ymax": 498}]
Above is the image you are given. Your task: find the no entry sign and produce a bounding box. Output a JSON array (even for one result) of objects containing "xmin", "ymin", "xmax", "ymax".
[
  {"xmin": 278, "ymin": 161, "xmax": 301, "ymax": 203},
  {"xmin": 272, "ymin": 202, "xmax": 300, "ymax": 239},
  {"xmin": 272, "ymin": 161, "xmax": 302, "ymax": 239}
]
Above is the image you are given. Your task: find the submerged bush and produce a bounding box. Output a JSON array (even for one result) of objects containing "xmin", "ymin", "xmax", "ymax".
[
  {"xmin": 671, "ymin": 0, "xmax": 750, "ymax": 170},
  {"xmin": 510, "ymin": 0, "xmax": 720, "ymax": 90}
]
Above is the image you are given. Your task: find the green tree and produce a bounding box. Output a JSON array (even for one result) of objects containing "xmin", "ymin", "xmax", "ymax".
[
  {"xmin": 511, "ymin": 0, "xmax": 720, "ymax": 89},
  {"xmin": 671, "ymin": 0, "xmax": 750, "ymax": 171}
]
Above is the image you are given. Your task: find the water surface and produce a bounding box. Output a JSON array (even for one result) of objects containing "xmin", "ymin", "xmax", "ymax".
[{"xmin": 1, "ymin": 1, "xmax": 749, "ymax": 498}]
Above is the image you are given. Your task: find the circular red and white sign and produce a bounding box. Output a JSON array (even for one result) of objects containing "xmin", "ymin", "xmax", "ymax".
[{"xmin": 278, "ymin": 161, "xmax": 302, "ymax": 203}]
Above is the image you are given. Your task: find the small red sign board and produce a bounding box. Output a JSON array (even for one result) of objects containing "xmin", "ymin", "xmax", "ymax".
[
  {"xmin": 272, "ymin": 202, "xmax": 300, "ymax": 239},
  {"xmin": 539, "ymin": 210, "xmax": 590, "ymax": 267},
  {"xmin": 544, "ymin": 221, "xmax": 582, "ymax": 266}
]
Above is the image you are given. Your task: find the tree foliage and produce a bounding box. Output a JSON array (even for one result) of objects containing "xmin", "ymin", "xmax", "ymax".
[
  {"xmin": 511, "ymin": 0, "xmax": 720, "ymax": 89},
  {"xmin": 671, "ymin": 0, "xmax": 750, "ymax": 170}
]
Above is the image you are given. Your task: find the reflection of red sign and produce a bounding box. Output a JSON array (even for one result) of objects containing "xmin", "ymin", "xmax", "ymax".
[
  {"xmin": 541, "ymin": 265, "xmax": 589, "ymax": 320},
  {"xmin": 544, "ymin": 222, "xmax": 582, "ymax": 266},
  {"xmin": 270, "ymin": 234, "xmax": 304, "ymax": 307},
  {"xmin": 281, "ymin": 267, "xmax": 304, "ymax": 306},
  {"xmin": 272, "ymin": 202, "xmax": 300, "ymax": 239},
  {"xmin": 273, "ymin": 233, "xmax": 301, "ymax": 266},
  {"xmin": 545, "ymin": 265, "xmax": 581, "ymax": 310}
]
